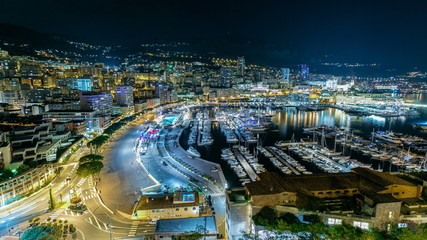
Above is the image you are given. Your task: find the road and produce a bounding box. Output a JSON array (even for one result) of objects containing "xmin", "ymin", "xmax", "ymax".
[
  {"xmin": 97, "ymin": 124, "xmax": 158, "ymax": 214},
  {"xmin": 157, "ymin": 127, "xmax": 228, "ymax": 239},
  {"xmin": 0, "ymin": 147, "xmax": 89, "ymax": 237},
  {"xmin": 0, "ymin": 105, "xmax": 232, "ymax": 239}
]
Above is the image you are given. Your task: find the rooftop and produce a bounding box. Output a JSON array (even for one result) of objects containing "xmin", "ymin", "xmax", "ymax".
[
  {"xmin": 45, "ymin": 110, "xmax": 95, "ymax": 113},
  {"xmin": 135, "ymin": 192, "xmax": 200, "ymax": 211},
  {"xmin": 246, "ymin": 168, "xmax": 419, "ymax": 201},
  {"xmin": 352, "ymin": 167, "xmax": 415, "ymax": 187},
  {"xmin": 155, "ymin": 216, "xmax": 217, "ymax": 234}
]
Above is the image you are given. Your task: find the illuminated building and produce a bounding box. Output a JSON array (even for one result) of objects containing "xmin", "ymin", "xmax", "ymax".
[
  {"xmin": 237, "ymin": 56, "xmax": 245, "ymax": 75},
  {"xmin": 116, "ymin": 85, "xmax": 134, "ymax": 106},
  {"xmin": 133, "ymin": 191, "xmax": 202, "ymax": 220},
  {"xmin": 155, "ymin": 84, "xmax": 169, "ymax": 104},
  {"xmin": 220, "ymin": 67, "xmax": 233, "ymax": 87},
  {"xmin": 75, "ymin": 78, "xmax": 92, "ymax": 91},
  {"xmin": 79, "ymin": 92, "xmax": 113, "ymax": 115},
  {"xmin": 281, "ymin": 68, "xmax": 290, "ymax": 82},
  {"xmin": 301, "ymin": 64, "xmax": 309, "ymax": 80}
]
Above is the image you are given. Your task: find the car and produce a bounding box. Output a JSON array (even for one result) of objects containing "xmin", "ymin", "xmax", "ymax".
[{"xmin": 148, "ymin": 218, "xmax": 159, "ymax": 224}]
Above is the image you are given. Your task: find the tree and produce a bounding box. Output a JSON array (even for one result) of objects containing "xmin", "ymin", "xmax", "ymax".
[
  {"xmin": 278, "ymin": 212, "xmax": 300, "ymax": 225},
  {"xmin": 0, "ymin": 169, "xmax": 15, "ymax": 179},
  {"xmin": 21, "ymin": 226, "xmax": 62, "ymax": 240},
  {"xmin": 49, "ymin": 188, "xmax": 56, "ymax": 210},
  {"xmin": 88, "ymin": 135, "xmax": 109, "ymax": 154},
  {"xmin": 252, "ymin": 207, "xmax": 277, "ymax": 227},
  {"xmin": 76, "ymin": 161, "xmax": 104, "ymax": 178},
  {"xmin": 173, "ymin": 232, "xmax": 203, "ymax": 240},
  {"xmin": 70, "ymin": 196, "xmax": 82, "ymax": 206},
  {"xmin": 17, "ymin": 164, "xmax": 30, "ymax": 174},
  {"xmin": 79, "ymin": 154, "xmax": 104, "ymax": 163}
]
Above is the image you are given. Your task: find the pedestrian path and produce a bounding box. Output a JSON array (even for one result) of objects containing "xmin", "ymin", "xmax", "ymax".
[
  {"xmin": 76, "ymin": 178, "xmax": 86, "ymax": 188},
  {"xmin": 128, "ymin": 221, "xmax": 140, "ymax": 237},
  {"xmin": 210, "ymin": 192, "xmax": 225, "ymax": 197},
  {"xmin": 48, "ymin": 209, "xmax": 64, "ymax": 219},
  {"xmin": 85, "ymin": 216, "xmax": 107, "ymax": 230},
  {"xmin": 62, "ymin": 210, "xmax": 76, "ymax": 216},
  {"xmin": 82, "ymin": 194, "xmax": 97, "ymax": 201}
]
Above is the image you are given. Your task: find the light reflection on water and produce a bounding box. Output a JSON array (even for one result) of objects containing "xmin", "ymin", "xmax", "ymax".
[{"xmin": 268, "ymin": 107, "xmax": 427, "ymax": 141}]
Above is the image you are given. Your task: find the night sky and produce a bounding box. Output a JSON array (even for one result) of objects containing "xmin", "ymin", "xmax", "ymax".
[{"xmin": 1, "ymin": 0, "xmax": 427, "ymax": 66}]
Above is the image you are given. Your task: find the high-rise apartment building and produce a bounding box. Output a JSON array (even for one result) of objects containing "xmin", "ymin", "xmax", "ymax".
[
  {"xmin": 220, "ymin": 67, "xmax": 233, "ymax": 88},
  {"xmin": 116, "ymin": 85, "xmax": 134, "ymax": 106},
  {"xmin": 79, "ymin": 92, "xmax": 113, "ymax": 115},
  {"xmin": 75, "ymin": 78, "xmax": 92, "ymax": 91},
  {"xmin": 281, "ymin": 68, "xmax": 290, "ymax": 82},
  {"xmin": 155, "ymin": 84, "xmax": 169, "ymax": 104},
  {"xmin": 237, "ymin": 57, "xmax": 245, "ymax": 76},
  {"xmin": 301, "ymin": 64, "xmax": 309, "ymax": 80}
]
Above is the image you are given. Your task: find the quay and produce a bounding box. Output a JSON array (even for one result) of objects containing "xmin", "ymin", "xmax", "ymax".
[
  {"xmin": 232, "ymin": 148, "xmax": 259, "ymax": 181},
  {"xmin": 265, "ymin": 147, "xmax": 301, "ymax": 175}
]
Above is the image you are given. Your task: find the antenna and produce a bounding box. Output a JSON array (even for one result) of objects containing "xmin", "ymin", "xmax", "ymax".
[{"xmin": 419, "ymin": 153, "xmax": 427, "ymax": 170}]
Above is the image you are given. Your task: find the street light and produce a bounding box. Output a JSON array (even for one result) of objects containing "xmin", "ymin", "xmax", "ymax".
[{"xmin": 96, "ymin": 213, "xmax": 113, "ymax": 240}]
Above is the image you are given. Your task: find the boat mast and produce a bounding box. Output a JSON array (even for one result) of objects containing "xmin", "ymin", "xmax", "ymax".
[
  {"xmin": 334, "ymin": 134, "xmax": 337, "ymax": 152},
  {"xmin": 419, "ymin": 152, "xmax": 427, "ymax": 170},
  {"xmin": 321, "ymin": 129, "xmax": 326, "ymax": 148}
]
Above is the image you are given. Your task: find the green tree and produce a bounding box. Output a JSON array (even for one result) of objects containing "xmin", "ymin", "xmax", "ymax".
[
  {"xmin": 278, "ymin": 212, "xmax": 300, "ymax": 225},
  {"xmin": 88, "ymin": 135, "xmax": 109, "ymax": 154},
  {"xmin": 49, "ymin": 188, "xmax": 56, "ymax": 210},
  {"xmin": 76, "ymin": 161, "xmax": 104, "ymax": 178},
  {"xmin": 0, "ymin": 169, "xmax": 15, "ymax": 179},
  {"xmin": 70, "ymin": 196, "xmax": 82, "ymax": 206},
  {"xmin": 21, "ymin": 225, "xmax": 62, "ymax": 240},
  {"xmin": 252, "ymin": 207, "xmax": 277, "ymax": 227},
  {"xmin": 79, "ymin": 154, "xmax": 104, "ymax": 163},
  {"xmin": 173, "ymin": 233, "xmax": 202, "ymax": 240},
  {"xmin": 17, "ymin": 164, "xmax": 30, "ymax": 174}
]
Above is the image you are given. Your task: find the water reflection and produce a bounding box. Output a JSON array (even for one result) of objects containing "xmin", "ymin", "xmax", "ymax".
[
  {"xmin": 272, "ymin": 107, "xmax": 424, "ymax": 140},
  {"xmin": 403, "ymin": 93, "xmax": 427, "ymax": 104}
]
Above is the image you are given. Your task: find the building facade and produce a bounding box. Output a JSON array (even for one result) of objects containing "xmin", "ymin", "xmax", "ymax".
[
  {"xmin": 79, "ymin": 92, "xmax": 113, "ymax": 115},
  {"xmin": 116, "ymin": 85, "xmax": 134, "ymax": 106},
  {"xmin": 134, "ymin": 192, "xmax": 202, "ymax": 220}
]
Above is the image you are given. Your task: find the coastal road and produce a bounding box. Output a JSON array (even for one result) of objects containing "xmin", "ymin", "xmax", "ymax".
[
  {"xmin": 97, "ymin": 124, "xmax": 159, "ymax": 214},
  {"xmin": 0, "ymin": 147, "xmax": 89, "ymax": 237}
]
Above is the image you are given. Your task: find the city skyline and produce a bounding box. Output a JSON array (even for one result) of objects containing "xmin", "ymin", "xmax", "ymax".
[{"xmin": 2, "ymin": 1, "xmax": 427, "ymax": 239}]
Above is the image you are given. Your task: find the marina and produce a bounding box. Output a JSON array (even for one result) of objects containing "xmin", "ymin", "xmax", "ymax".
[{"xmin": 179, "ymin": 104, "xmax": 427, "ymax": 188}]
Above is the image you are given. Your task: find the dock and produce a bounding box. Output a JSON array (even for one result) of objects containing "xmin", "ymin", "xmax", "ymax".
[
  {"xmin": 232, "ymin": 149, "xmax": 259, "ymax": 181},
  {"xmin": 276, "ymin": 141, "xmax": 317, "ymax": 147},
  {"xmin": 303, "ymin": 146, "xmax": 351, "ymax": 172},
  {"xmin": 265, "ymin": 147, "xmax": 301, "ymax": 175}
]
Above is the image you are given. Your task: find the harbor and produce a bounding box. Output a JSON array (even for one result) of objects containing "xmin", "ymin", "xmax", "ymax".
[{"xmin": 178, "ymin": 104, "xmax": 427, "ymax": 188}]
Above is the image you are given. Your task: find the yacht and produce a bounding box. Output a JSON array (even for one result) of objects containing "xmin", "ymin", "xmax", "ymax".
[
  {"xmin": 187, "ymin": 147, "xmax": 201, "ymax": 157},
  {"xmin": 372, "ymin": 131, "xmax": 402, "ymax": 145}
]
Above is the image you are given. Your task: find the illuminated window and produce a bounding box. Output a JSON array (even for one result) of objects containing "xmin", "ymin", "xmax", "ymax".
[
  {"xmin": 328, "ymin": 218, "xmax": 342, "ymax": 225},
  {"xmin": 354, "ymin": 221, "xmax": 369, "ymax": 230}
]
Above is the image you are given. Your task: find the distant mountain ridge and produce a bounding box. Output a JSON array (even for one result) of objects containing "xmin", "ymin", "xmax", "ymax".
[{"xmin": 0, "ymin": 23, "xmax": 308, "ymax": 67}]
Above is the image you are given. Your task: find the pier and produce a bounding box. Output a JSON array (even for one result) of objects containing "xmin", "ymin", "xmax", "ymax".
[
  {"xmin": 265, "ymin": 147, "xmax": 301, "ymax": 175},
  {"xmin": 276, "ymin": 141, "xmax": 318, "ymax": 147},
  {"xmin": 303, "ymin": 146, "xmax": 351, "ymax": 173},
  {"xmin": 232, "ymin": 148, "xmax": 259, "ymax": 181}
]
